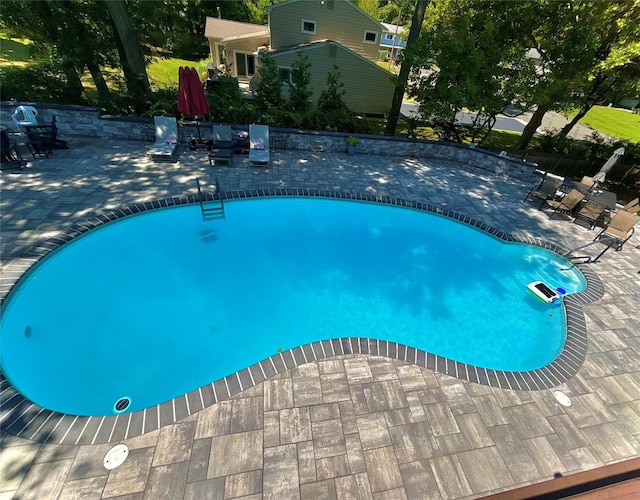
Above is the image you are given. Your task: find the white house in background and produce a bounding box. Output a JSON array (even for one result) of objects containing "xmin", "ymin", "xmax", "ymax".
[{"xmin": 379, "ymin": 22, "xmax": 406, "ymax": 62}]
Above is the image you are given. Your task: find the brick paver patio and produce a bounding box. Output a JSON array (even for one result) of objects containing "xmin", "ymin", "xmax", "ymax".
[{"xmin": 1, "ymin": 139, "xmax": 639, "ymax": 499}]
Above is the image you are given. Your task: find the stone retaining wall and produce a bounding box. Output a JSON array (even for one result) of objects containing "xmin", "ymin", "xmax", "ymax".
[{"xmin": 1, "ymin": 101, "xmax": 535, "ymax": 176}]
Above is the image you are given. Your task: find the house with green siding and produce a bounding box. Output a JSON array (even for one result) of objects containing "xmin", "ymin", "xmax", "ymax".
[{"xmin": 204, "ymin": 0, "xmax": 395, "ymax": 116}]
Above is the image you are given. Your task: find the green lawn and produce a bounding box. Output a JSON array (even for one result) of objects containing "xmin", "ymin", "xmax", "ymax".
[
  {"xmin": 0, "ymin": 35, "xmax": 48, "ymax": 67},
  {"xmin": 147, "ymin": 57, "xmax": 208, "ymax": 88},
  {"xmin": 570, "ymin": 105, "xmax": 640, "ymax": 143}
]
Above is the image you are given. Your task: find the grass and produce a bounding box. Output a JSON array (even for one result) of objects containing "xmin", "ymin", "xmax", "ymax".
[
  {"xmin": 147, "ymin": 57, "xmax": 209, "ymax": 89},
  {"xmin": 0, "ymin": 35, "xmax": 48, "ymax": 67},
  {"xmin": 569, "ymin": 106, "xmax": 640, "ymax": 143}
]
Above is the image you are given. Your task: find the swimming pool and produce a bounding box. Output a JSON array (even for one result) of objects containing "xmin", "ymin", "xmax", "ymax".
[{"xmin": 1, "ymin": 196, "xmax": 588, "ymax": 417}]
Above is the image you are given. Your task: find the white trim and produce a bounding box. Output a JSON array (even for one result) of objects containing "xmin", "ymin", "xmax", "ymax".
[
  {"xmin": 301, "ymin": 19, "xmax": 317, "ymax": 34},
  {"xmin": 363, "ymin": 30, "xmax": 378, "ymax": 44}
]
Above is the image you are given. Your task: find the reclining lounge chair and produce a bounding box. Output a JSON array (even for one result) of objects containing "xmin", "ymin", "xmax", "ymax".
[
  {"xmin": 249, "ymin": 124, "xmax": 270, "ymax": 166},
  {"xmin": 542, "ymin": 189, "xmax": 585, "ymax": 220},
  {"xmin": 208, "ymin": 124, "xmax": 235, "ymax": 166},
  {"xmin": 147, "ymin": 117, "xmax": 179, "ymax": 162},
  {"xmin": 523, "ymin": 172, "xmax": 565, "ymax": 208},
  {"xmin": 594, "ymin": 210, "xmax": 640, "ymax": 251}
]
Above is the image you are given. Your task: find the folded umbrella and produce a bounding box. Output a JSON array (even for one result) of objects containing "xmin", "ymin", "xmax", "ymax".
[{"xmin": 177, "ymin": 67, "xmax": 210, "ymax": 144}]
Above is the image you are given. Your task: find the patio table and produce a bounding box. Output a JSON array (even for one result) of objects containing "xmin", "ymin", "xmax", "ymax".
[{"xmin": 560, "ymin": 179, "xmax": 617, "ymax": 210}]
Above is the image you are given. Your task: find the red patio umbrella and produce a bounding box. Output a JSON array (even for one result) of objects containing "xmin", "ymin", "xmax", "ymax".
[{"xmin": 177, "ymin": 66, "xmax": 210, "ymax": 143}]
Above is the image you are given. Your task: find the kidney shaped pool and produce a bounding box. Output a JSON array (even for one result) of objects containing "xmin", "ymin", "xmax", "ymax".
[{"xmin": 0, "ymin": 197, "xmax": 586, "ymax": 416}]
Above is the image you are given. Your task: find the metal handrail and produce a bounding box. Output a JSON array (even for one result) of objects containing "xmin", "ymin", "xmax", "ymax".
[{"xmin": 196, "ymin": 177, "xmax": 225, "ymax": 220}]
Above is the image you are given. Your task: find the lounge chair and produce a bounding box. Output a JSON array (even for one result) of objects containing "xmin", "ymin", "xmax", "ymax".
[
  {"xmin": 542, "ymin": 189, "xmax": 585, "ymax": 219},
  {"xmin": 573, "ymin": 200, "xmax": 607, "ymax": 229},
  {"xmin": 622, "ymin": 197, "xmax": 639, "ymax": 215},
  {"xmin": 579, "ymin": 175, "xmax": 598, "ymax": 192},
  {"xmin": 147, "ymin": 117, "xmax": 178, "ymax": 161},
  {"xmin": 593, "ymin": 209, "xmax": 640, "ymax": 251},
  {"xmin": 523, "ymin": 172, "xmax": 565, "ymax": 208},
  {"xmin": 249, "ymin": 124, "xmax": 270, "ymax": 166},
  {"xmin": 212, "ymin": 124, "xmax": 235, "ymax": 149},
  {"xmin": 11, "ymin": 105, "xmax": 38, "ymax": 134},
  {"xmin": 208, "ymin": 124, "xmax": 235, "ymax": 166}
]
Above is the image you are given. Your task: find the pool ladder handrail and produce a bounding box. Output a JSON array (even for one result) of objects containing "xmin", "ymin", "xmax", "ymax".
[
  {"xmin": 196, "ymin": 176, "xmax": 225, "ymax": 220},
  {"xmin": 562, "ymin": 235, "xmax": 619, "ymax": 264}
]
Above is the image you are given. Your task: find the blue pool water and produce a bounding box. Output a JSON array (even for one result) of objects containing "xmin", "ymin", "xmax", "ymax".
[{"xmin": 0, "ymin": 198, "xmax": 586, "ymax": 416}]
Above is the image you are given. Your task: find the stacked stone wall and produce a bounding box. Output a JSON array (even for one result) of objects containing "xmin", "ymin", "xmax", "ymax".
[{"xmin": 1, "ymin": 101, "xmax": 534, "ymax": 176}]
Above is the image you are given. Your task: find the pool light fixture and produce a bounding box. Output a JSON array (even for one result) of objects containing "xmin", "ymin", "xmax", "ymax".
[
  {"xmin": 553, "ymin": 390, "xmax": 572, "ymax": 407},
  {"xmin": 103, "ymin": 444, "xmax": 129, "ymax": 470}
]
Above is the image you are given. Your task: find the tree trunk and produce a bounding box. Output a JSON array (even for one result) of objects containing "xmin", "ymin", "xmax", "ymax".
[
  {"xmin": 556, "ymin": 104, "xmax": 593, "ymax": 140},
  {"xmin": 515, "ymin": 105, "xmax": 550, "ymax": 150},
  {"xmin": 61, "ymin": 60, "xmax": 85, "ymax": 103},
  {"xmin": 86, "ymin": 60, "xmax": 111, "ymax": 103},
  {"xmin": 106, "ymin": 0, "xmax": 150, "ymax": 97},
  {"xmin": 384, "ymin": 0, "xmax": 429, "ymax": 136}
]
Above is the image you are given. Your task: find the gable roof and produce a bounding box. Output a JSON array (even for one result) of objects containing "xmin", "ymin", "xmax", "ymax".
[
  {"xmin": 381, "ymin": 22, "xmax": 405, "ymax": 34},
  {"xmin": 266, "ymin": 0, "xmax": 384, "ymax": 29},
  {"xmin": 204, "ymin": 17, "xmax": 268, "ymax": 40},
  {"xmin": 270, "ymin": 39, "xmax": 392, "ymax": 75}
]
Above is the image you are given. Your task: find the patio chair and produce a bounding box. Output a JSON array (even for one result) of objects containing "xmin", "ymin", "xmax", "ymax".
[
  {"xmin": 147, "ymin": 116, "xmax": 178, "ymax": 162},
  {"xmin": 208, "ymin": 124, "xmax": 234, "ymax": 166},
  {"xmin": 542, "ymin": 189, "xmax": 585, "ymax": 219},
  {"xmin": 11, "ymin": 105, "xmax": 38, "ymax": 134},
  {"xmin": 523, "ymin": 172, "xmax": 564, "ymax": 208},
  {"xmin": 24, "ymin": 115, "xmax": 68, "ymax": 157},
  {"xmin": 1, "ymin": 129, "xmax": 25, "ymax": 170},
  {"xmin": 593, "ymin": 209, "xmax": 640, "ymax": 251},
  {"xmin": 572, "ymin": 199, "xmax": 608, "ymax": 229},
  {"xmin": 249, "ymin": 124, "xmax": 270, "ymax": 166},
  {"xmin": 212, "ymin": 124, "xmax": 235, "ymax": 149},
  {"xmin": 579, "ymin": 175, "xmax": 598, "ymax": 192},
  {"xmin": 622, "ymin": 197, "xmax": 639, "ymax": 215}
]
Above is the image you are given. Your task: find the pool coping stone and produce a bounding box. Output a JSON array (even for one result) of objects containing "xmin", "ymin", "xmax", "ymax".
[{"xmin": 0, "ymin": 189, "xmax": 603, "ymax": 445}]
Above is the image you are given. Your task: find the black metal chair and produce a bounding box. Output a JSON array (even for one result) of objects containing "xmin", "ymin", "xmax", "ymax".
[
  {"xmin": 25, "ymin": 115, "xmax": 68, "ymax": 157},
  {"xmin": 0, "ymin": 128, "xmax": 25, "ymax": 170}
]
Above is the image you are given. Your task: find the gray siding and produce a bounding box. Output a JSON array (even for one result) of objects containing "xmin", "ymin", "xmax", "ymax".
[
  {"xmin": 269, "ymin": 0, "xmax": 381, "ymax": 61},
  {"xmin": 273, "ymin": 44, "xmax": 394, "ymax": 116}
]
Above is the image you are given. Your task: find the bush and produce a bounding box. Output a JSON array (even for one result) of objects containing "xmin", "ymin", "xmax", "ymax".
[
  {"xmin": 206, "ymin": 76, "xmax": 254, "ymax": 125},
  {"xmin": 0, "ymin": 63, "xmax": 86, "ymax": 104}
]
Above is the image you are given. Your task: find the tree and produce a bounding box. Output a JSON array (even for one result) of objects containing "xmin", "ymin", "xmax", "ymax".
[
  {"xmin": 405, "ymin": 0, "xmax": 534, "ymax": 144},
  {"xmin": 384, "ymin": 0, "xmax": 429, "ymax": 136},
  {"xmin": 244, "ymin": 0, "xmax": 277, "ymax": 25},
  {"xmin": 0, "ymin": 0, "xmax": 114, "ymax": 104},
  {"xmin": 288, "ymin": 53, "xmax": 313, "ymax": 113},
  {"xmin": 254, "ymin": 52, "xmax": 284, "ymax": 123},
  {"xmin": 556, "ymin": 6, "xmax": 640, "ymax": 139},
  {"xmin": 514, "ymin": 1, "xmax": 640, "ymax": 150},
  {"xmin": 106, "ymin": 0, "xmax": 150, "ymax": 99},
  {"xmin": 317, "ymin": 65, "xmax": 348, "ymax": 113}
]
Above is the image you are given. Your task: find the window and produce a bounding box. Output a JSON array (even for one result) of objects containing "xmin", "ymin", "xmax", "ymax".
[
  {"xmin": 301, "ymin": 19, "xmax": 316, "ymax": 34},
  {"xmin": 279, "ymin": 68, "xmax": 292, "ymax": 83},
  {"xmin": 385, "ymin": 33, "xmax": 394, "ymax": 41},
  {"xmin": 235, "ymin": 51, "xmax": 256, "ymax": 78},
  {"xmin": 363, "ymin": 30, "xmax": 378, "ymax": 44}
]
